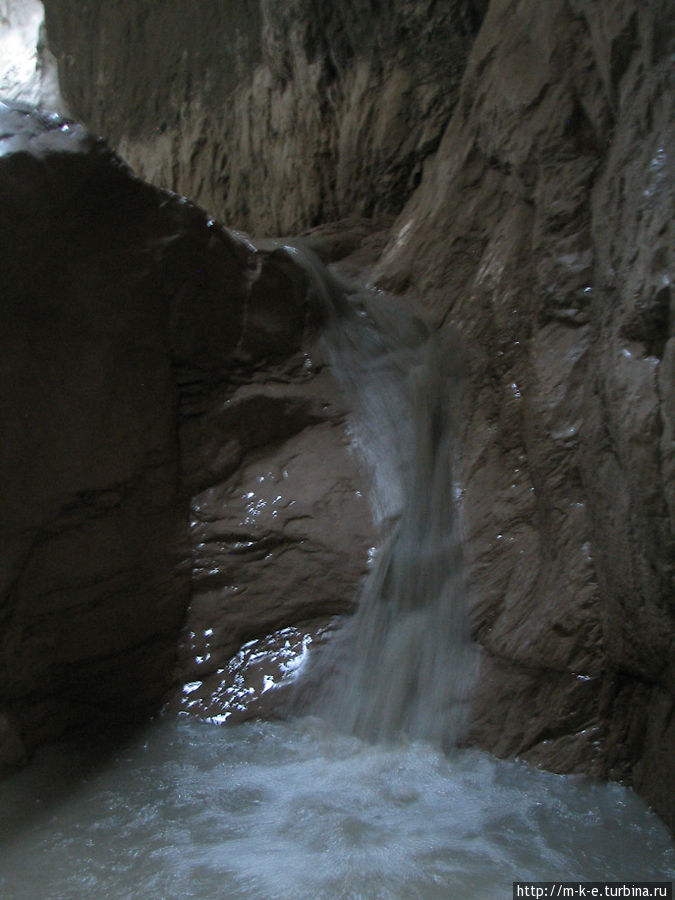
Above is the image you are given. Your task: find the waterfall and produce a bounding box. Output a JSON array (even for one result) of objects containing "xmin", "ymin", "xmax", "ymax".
[{"xmin": 286, "ymin": 244, "xmax": 479, "ymax": 747}]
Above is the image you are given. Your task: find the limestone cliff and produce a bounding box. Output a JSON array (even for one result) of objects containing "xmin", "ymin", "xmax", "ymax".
[{"xmin": 8, "ymin": 0, "xmax": 675, "ymax": 828}]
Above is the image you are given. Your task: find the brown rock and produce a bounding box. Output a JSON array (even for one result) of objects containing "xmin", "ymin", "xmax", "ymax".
[
  {"xmin": 375, "ymin": 0, "xmax": 674, "ymax": 825},
  {"xmin": 0, "ymin": 103, "xmax": 191, "ymax": 749},
  {"xmin": 179, "ymin": 366, "xmax": 374, "ymax": 698},
  {"xmin": 42, "ymin": 0, "xmax": 487, "ymax": 234},
  {"xmin": 10, "ymin": 0, "xmax": 675, "ymax": 831},
  {"xmin": 0, "ymin": 102, "xmax": 374, "ymax": 758}
]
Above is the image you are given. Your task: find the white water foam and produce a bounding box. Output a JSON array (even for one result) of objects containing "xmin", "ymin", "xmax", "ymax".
[{"xmin": 0, "ymin": 718, "xmax": 672, "ymax": 900}]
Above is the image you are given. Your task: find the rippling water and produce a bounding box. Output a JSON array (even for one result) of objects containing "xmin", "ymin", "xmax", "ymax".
[{"xmin": 0, "ymin": 717, "xmax": 672, "ymax": 899}]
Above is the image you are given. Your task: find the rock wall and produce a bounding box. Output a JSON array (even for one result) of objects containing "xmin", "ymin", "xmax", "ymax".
[
  {"xmin": 42, "ymin": 0, "xmax": 487, "ymax": 234},
  {"xmin": 16, "ymin": 0, "xmax": 675, "ymax": 828},
  {"xmin": 374, "ymin": 0, "xmax": 674, "ymax": 827},
  {"xmin": 0, "ymin": 101, "xmax": 373, "ymax": 767},
  {"xmin": 1, "ymin": 102, "xmax": 192, "ymax": 763}
]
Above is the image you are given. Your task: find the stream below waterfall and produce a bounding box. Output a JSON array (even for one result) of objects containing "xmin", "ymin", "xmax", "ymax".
[
  {"xmin": 1, "ymin": 249, "xmax": 672, "ymax": 899},
  {"xmin": 0, "ymin": 716, "xmax": 672, "ymax": 899}
]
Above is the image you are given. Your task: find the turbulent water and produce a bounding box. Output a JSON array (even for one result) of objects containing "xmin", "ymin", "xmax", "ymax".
[
  {"xmin": 1, "ymin": 248, "xmax": 672, "ymax": 898},
  {"xmin": 0, "ymin": 717, "xmax": 672, "ymax": 900},
  {"xmin": 286, "ymin": 245, "xmax": 477, "ymax": 746}
]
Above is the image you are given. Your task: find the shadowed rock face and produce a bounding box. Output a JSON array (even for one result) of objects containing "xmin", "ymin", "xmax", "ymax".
[
  {"xmin": 1, "ymin": 104, "xmax": 192, "ymax": 761},
  {"xmin": 42, "ymin": 0, "xmax": 488, "ymax": 234},
  {"xmin": 0, "ymin": 101, "xmax": 374, "ymax": 767},
  {"xmin": 10, "ymin": 0, "xmax": 675, "ymax": 830}
]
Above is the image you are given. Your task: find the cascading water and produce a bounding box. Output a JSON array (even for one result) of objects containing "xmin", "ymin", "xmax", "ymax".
[
  {"xmin": 284, "ymin": 245, "xmax": 478, "ymax": 747},
  {"xmin": 0, "ymin": 249, "xmax": 672, "ymax": 899}
]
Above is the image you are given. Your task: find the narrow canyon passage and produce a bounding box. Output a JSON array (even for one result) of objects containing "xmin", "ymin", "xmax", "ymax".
[
  {"xmin": 1, "ymin": 0, "xmax": 674, "ymax": 895},
  {"xmin": 0, "ymin": 241, "xmax": 673, "ymax": 898}
]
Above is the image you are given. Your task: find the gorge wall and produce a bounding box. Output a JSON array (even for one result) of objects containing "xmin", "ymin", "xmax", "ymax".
[
  {"xmin": 1, "ymin": 0, "xmax": 672, "ymax": 829},
  {"xmin": 42, "ymin": 0, "xmax": 487, "ymax": 235},
  {"xmin": 374, "ymin": 0, "xmax": 675, "ymax": 828},
  {"xmin": 0, "ymin": 101, "xmax": 374, "ymax": 767}
]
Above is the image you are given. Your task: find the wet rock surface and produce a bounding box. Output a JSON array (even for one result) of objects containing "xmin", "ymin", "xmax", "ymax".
[
  {"xmin": 178, "ymin": 361, "xmax": 373, "ymax": 720},
  {"xmin": 8, "ymin": 0, "xmax": 675, "ymax": 829},
  {"xmin": 374, "ymin": 0, "xmax": 674, "ymax": 825},
  {"xmin": 0, "ymin": 101, "xmax": 374, "ymax": 768}
]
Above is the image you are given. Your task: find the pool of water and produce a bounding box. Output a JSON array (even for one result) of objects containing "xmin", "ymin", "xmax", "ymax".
[{"xmin": 0, "ymin": 716, "xmax": 672, "ymax": 899}]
